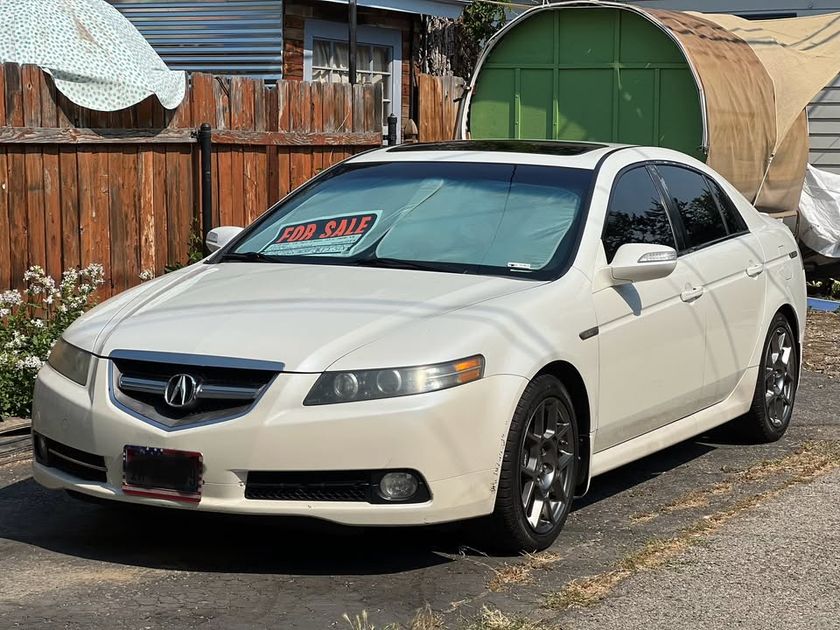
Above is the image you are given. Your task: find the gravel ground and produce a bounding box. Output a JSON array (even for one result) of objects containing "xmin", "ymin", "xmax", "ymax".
[
  {"xmin": 561, "ymin": 469, "xmax": 840, "ymax": 630},
  {"xmin": 804, "ymin": 310, "xmax": 840, "ymax": 378}
]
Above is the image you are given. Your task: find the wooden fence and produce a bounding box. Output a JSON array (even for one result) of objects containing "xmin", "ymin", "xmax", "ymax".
[
  {"xmin": 418, "ymin": 74, "xmax": 465, "ymax": 142},
  {"xmin": 0, "ymin": 64, "xmax": 383, "ymax": 296}
]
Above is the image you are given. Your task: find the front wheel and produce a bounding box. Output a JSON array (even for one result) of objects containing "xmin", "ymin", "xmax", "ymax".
[
  {"xmin": 739, "ymin": 312, "xmax": 799, "ymax": 443},
  {"xmin": 488, "ymin": 375, "xmax": 579, "ymax": 552}
]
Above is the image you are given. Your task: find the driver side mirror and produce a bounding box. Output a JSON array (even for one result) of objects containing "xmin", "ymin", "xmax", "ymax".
[
  {"xmin": 609, "ymin": 244, "xmax": 677, "ymax": 284},
  {"xmin": 206, "ymin": 226, "xmax": 244, "ymax": 253}
]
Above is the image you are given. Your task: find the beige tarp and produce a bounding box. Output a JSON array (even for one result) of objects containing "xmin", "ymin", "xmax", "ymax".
[
  {"xmin": 694, "ymin": 12, "xmax": 840, "ymax": 154},
  {"xmin": 643, "ymin": 7, "xmax": 840, "ymax": 214},
  {"xmin": 646, "ymin": 9, "xmax": 779, "ymax": 208}
]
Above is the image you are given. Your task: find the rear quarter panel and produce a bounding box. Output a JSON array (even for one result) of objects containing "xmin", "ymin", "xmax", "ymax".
[{"xmin": 752, "ymin": 215, "xmax": 808, "ymax": 360}]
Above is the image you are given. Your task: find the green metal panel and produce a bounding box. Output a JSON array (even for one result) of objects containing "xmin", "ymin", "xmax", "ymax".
[{"xmin": 470, "ymin": 7, "xmax": 705, "ymax": 161}]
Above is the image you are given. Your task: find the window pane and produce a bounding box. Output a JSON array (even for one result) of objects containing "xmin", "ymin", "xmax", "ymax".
[
  {"xmin": 372, "ymin": 46, "xmax": 390, "ymax": 73},
  {"xmin": 658, "ymin": 166, "xmax": 728, "ymax": 249},
  {"xmin": 603, "ymin": 167, "xmax": 675, "ymax": 263},
  {"xmin": 312, "ymin": 68, "xmax": 330, "ymax": 82},
  {"xmin": 313, "ymin": 40, "xmax": 331, "ymax": 67},
  {"xmin": 357, "ymin": 46, "xmax": 372, "ymax": 73},
  {"xmin": 706, "ymin": 177, "xmax": 747, "ymax": 234},
  {"xmin": 335, "ymin": 43, "xmax": 349, "ymax": 70}
]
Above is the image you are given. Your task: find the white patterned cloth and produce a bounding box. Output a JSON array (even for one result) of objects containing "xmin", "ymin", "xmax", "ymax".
[{"xmin": 0, "ymin": 0, "xmax": 185, "ymax": 112}]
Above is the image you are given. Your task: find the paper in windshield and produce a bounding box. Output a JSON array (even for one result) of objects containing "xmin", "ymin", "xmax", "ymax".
[{"xmin": 260, "ymin": 212, "xmax": 380, "ymax": 256}]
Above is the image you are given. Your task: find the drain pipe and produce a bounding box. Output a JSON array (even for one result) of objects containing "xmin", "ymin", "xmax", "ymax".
[{"xmin": 198, "ymin": 123, "xmax": 213, "ymax": 254}]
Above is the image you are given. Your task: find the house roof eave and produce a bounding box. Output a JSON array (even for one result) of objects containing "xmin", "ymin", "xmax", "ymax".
[{"xmin": 317, "ymin": 0, "xmax": 468, "ymax": 19}]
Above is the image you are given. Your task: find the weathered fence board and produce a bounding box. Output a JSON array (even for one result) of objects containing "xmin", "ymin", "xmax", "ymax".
[
  {"xmin": 0, "ymin": 64, "xmax": 383, "ymax": 296},
  {"xmin": 418, "ymin": 74, "xmax": 465, "ymax": 142}
]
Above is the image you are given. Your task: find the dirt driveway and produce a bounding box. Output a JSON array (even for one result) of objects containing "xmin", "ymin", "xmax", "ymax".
[{"xmin": 0, "ymin": 322, "xmax": 838, "ymax": 629}]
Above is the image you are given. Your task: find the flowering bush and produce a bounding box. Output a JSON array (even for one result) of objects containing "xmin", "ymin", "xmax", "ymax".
[{"xmin": 0, "ymin": 264, "xmax": 105, "ymax": 417}]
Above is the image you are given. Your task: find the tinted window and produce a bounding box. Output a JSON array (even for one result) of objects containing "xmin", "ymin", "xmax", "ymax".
[
  {"xmin": 658, "ymin": 165, "xmax": 728, "ymax": 250},
  {"xmin": 603, "ymin": 167, "xmax": 675, "ymax": 263},
  {"xmin": 706, "ymin": 176, "xmax": 747, "ymax": 234}
]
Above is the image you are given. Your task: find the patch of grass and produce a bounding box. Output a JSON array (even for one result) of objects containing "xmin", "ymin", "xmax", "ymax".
[
  {"xmin": 524, "ymin": 551, "xmax": 562, "ymax": 571},
  {"xmin": 487, "ymin": 551, "xmax": 562, "ymax": 591},
  {"xmin": 488, "ymin": 563, "xmax": 532, "ymax": 592},
  {"xmin": 342, "ymin": 605, "xmax": 445, "ymax": 630},
  {"xmin": 343, "ymin": 610, "xmax": 377, "ymax": 630},
  {"xmin": 632, "ymin": 440, "xmax": 840, "ymax": 522},
  {"xmin": 462, "ymin": 606, "xmax": 545, "ymax": 630}
]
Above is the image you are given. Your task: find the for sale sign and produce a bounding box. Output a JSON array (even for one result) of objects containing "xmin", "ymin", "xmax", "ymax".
[{"xmin": 261, "ymin": 212, "xmax": 380, "ymax": 256}]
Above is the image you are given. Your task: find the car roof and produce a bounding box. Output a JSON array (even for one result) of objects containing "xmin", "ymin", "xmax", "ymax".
[{"xmin": 347, "ymin": 140, "xmax": 627, "ymax": 170}]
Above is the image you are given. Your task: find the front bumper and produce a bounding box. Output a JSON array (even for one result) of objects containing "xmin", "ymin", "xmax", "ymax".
[{"xmin": 32, "ymin": 360, "xmax": 527, "ymax": 525}]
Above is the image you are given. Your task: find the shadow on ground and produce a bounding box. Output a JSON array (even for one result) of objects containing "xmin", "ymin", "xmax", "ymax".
[{"xmin": 0, "ymin": 423, "xmax": 746, "ymax": 576}]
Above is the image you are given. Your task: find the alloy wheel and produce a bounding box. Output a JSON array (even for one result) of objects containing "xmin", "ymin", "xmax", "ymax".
[
  {"xmin": 519, "ymin": 397, "xmax": 575, "ymax": 534},
  {"xmin": 764, "ymin": 326, "xmax": 796, "ymax": 427}
]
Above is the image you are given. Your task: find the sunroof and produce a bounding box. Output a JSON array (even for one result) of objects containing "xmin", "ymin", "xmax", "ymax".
[{"xmin": 387, "ymin": 140, "xmax": 607, "ymax": 156}]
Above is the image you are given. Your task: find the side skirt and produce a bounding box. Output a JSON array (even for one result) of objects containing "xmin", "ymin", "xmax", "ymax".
[{"xmin": 589, "ymin": 366, "xmax": 757, "ymax": 479}]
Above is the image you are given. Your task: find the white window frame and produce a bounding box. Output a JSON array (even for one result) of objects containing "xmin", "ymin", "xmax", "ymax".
[{"xmin": 304, "ymin": 19, "xmax": 402, "ymax": 141}]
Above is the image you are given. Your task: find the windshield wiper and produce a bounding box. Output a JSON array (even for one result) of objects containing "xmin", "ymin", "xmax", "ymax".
[
  {"xmin": 217, "ymin": 251, "xmax": 279, "ymax": 263},
  {"xmin": 351, "ymin": 257, "xmax": 460, "ymax": 273}
]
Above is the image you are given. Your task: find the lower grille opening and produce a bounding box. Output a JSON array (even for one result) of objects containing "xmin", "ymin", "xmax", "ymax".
[
  {"xmin": 33, "ymin": 433, "xmax": 107, "ymax": 483},
  {"xmin": 245, "ymin": 470, "xmax": 430, "ymax": 504}
]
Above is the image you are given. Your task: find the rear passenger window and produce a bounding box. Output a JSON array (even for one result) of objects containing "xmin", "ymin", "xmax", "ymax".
[
  {"xmin": 603, "ymin": 167, "xmax": 676, "ymax": 263},
  {"xmin": 706, "ymin": 177, "xmax": 748, "ymax": 234},
  {"xmin": 657, "ymin": 165, "xmax": 728, "ymax": 250}
]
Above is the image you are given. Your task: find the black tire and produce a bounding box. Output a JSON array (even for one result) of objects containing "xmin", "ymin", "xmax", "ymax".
[
  {"xmin": 738, "ymin": 312, "xmax": 799, "ymax": 443},
  {"xmin": 487, "ymin": 375, "xmax": 579, "ymax": 552}
]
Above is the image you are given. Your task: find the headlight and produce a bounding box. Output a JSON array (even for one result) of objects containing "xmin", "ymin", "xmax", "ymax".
[
  {"xmin": 304, "ymin": 355, "xmax": 485, "ymax": 405},
  {"xmin": 48, "ymin": 338, "xmax": 93, "ymax": 386}
]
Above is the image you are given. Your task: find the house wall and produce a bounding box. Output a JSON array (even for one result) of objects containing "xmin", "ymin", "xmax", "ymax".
[
  {"xmin": 284, "ymin": 0, "xmax": 418, "ymax": 125},
  {"xmin": 108, "ymin": 0, "xmax": 285, "ymax": 79},
  {"xmin": 627, "ymin": 0, "xmax": 840, "ymax": 173}
]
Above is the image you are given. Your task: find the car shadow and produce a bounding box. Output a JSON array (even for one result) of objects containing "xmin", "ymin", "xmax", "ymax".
[{"xmin": 0, "ymin": 424, "xmax": 745, "ymax": 573}]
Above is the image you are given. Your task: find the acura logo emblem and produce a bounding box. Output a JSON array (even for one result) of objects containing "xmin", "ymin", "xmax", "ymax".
[{"xmin": 164, "ymin": 374, "xmax": 199, "ymax": 408}]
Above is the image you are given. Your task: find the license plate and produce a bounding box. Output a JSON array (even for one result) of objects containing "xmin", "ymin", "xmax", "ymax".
[{"xmin": 123, "ymin": 446, "xmax": 203, "ymax": 503}]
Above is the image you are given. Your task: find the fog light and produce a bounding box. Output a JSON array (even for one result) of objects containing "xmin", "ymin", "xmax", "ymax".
[
  {"xmin": 34, "ymin": 433, "xmax": 49, "ymax": 463},
  {"xmin": 378, "ymin": 472, "xmax": 419, "ymax": 501}
]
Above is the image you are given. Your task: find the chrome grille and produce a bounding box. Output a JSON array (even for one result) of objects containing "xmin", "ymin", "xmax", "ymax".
[{"xmin": 110, "ymin": 351, "xmax": 281, "ymax": 429}]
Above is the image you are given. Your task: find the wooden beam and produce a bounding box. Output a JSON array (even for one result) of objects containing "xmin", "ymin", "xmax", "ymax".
[
  {"xmin": 0, "ymin": 126, "xmax": 383, "ymax": 147},
  {"xmin": 0, "ymin": 127, "xmax": 196, "ymax": 144},
  {"xmin": 210, "ymin": 129, "xmax": 382, "ymax": 146}
]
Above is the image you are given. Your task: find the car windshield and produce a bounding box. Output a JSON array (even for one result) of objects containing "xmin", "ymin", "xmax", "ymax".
[{"xmin": 223, "ymin": 161, "xmax": 593, "ymax": 279}]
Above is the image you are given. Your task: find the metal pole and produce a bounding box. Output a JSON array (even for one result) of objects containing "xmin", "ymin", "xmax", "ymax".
[
  {"xmin": 387, "ymin": 113, "xmax": 398, "ymax": 146},
  {"xmin": 198, "ymin": 123, "xmax": 213, "ymax": 254},
  {"xmin": 348, "ymin": 0, "xmax": 358, "ymax": 85}
]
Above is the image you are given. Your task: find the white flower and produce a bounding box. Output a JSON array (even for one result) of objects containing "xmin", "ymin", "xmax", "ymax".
[
  {"xmin": 31, "ymin": 318, "xmax": 44, "ymax": 329},
  {"xmin": 16, "ymin": 355, "xmax": 44, "ymax": 370},
  {"xmin": 139, "ymin": 269, "xmax": 156, "ymax": 282},
  {"xmin": 5, "ymin": 331, "xmax": 27, "ymax": 350},
  {"xmin": 0, "ymin": 308, "xmax": 9, "ymax": 318},
  {"xmin": 0, "ymin": 290, "xmax": 22, "ymax": 306},
  {"xmin": 43, "ymin": 294, "xmax": 54, "ymax": 305}
]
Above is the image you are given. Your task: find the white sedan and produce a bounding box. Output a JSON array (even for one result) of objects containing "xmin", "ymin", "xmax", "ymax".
[{"xmin": 32, "ymin": 141, "xmax": 806, "ymax": 551}]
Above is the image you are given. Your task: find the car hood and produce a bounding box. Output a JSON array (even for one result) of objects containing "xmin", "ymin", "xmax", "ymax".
[{"xmin": 66, "ymin": 263, "xmax": 541, "ymax": 372}]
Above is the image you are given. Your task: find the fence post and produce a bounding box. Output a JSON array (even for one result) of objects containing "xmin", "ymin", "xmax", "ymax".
[
  {"xmin": 198, "ymin": 123, "xmax": 213, "ymax": 254},
  {"xmin": 387, "ymin": 113, "xmax": 398, "ymax": 146}
]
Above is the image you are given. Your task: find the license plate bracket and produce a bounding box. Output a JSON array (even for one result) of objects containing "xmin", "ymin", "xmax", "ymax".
[{"xmin": 123, "ymin": 446, "xmax": 203, "ymax": 503}]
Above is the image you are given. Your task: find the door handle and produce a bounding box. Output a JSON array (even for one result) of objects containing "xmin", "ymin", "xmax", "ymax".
[
  {"xmin": 681, "ymin": 286, "xmax": 705, "ymax": 302},
  {"xmin": 746, "ymin": 263, "xmax": 764, "ymax": 277}
]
